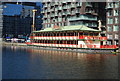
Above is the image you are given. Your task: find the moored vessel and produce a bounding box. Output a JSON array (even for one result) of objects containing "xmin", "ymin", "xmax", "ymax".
[{"xmin": 26, "ymin": 25, "xmax": 118, "ymax": 53}]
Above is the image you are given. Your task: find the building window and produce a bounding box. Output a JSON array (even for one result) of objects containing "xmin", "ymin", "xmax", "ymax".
[
  {"xmin": 115, "ymin": 17, "xmax": 118, "ymax": 24},
  {"xmin": 107, "ymin": 10, "xmax": 112, "ymax": 16},
  {"xmin": 107, "ymin": 25, "xmax": 112, "ymax": 32},
  {"xmin": 115, "ymin": 2, "xmax": 119, "ymax": 8},
  {"xmin": 107, "ymin": 18, "xmax": 113, "ymax": 24},
  {"xmin": 107, "ymin": 2, "xmax": 113, "ymax": 8},
  {"xmin": 113, "ymin": 25, "xmax": 118, "ymax": 31},
  {"xmin": 107, "ymin": 34, "xmax": 112, "ymax": 40},
  {"xmin": 114, "ymin": 34, "xmax": 118, "ymax": 39},
  {"xmin": 113, "ymin": 10, "xmax": 118, "ymax": 16},
  {"xmin": 107, "ymin": 40, "xmax": 112, "ymax": 45},
  {"xmin": 115, "ymin": 40, "xmax": 118, "ymax": 46}
]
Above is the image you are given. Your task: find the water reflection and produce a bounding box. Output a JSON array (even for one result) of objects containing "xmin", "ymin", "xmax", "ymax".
[{"xmin": 2, "ymin": 46, "xmax": 118, "ymax": 79}]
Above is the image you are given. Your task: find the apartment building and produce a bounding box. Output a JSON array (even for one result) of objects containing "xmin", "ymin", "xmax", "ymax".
[
  {"xmin": 0, "ymin": 2, "xmax": 3, "ymax": 38},
  {"xmin": 106, "ymin": 2, "xmax": 119, "ymax": 46},
  {"xmin": 42, "ymin": 2, "xmax": 106, "ymax": 33}
]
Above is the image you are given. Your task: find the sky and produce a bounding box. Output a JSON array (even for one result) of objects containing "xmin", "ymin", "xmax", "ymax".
[
  {"xmin": 3, "ymin": 4, "xmax": 22, "ymax": 16},
  {"xmin": 3, "ymin": 2, "xmax": 42, "ymax": 16}
]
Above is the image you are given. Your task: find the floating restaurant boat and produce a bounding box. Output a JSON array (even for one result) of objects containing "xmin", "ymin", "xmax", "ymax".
[{"xmin": 26, "ymin": 25, "xmax": 118, "ymax": 53}]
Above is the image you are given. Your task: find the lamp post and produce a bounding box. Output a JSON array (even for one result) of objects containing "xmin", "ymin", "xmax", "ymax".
[{"xmin": 32, "ymin": 9, "xmax": 37, "ymax": 32}]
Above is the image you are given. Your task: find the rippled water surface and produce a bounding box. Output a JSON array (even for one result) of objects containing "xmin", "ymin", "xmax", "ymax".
[{"xmin": 2, "ymin": 46, "xmax": 118, "ymax": 79}]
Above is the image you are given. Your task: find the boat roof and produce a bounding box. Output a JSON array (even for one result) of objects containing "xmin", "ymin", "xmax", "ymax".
[{"xmin": 33, "ymin": 25, "xmax": 101, "ymax": 33}]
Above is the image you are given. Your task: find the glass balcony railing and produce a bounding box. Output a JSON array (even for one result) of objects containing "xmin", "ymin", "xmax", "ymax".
[
  {"xmin": 44, "ymin": 15, "xmax": 47, "ymax": 18},
  {"xmin": 58, "ymin": 7, "xmax": 62, "ymax": 10},
  {"xmin": 55, "ymin": 13, "xmax": 58, "ymax": 16},
  {"xmin": 55, "ymin": 8, "xmax": 58, "ymax": 11},
  {"xmin": 45, "ymin": 10, "xmax": 47, "ymax": 13},
  {"xmin": 77, "ymin": 3, "xmax": 82, "ymax": 7},
  {"xmin": 71, "ymin": 4, "xmax": 75, "ymax": 8},
  {"xmin": 62, "ymin": 12, "xmax": 66, "ymax": 15},
  {"xmin": 67, "ymin": 5, "xmax": 71, "ymax": 8},
  {"xmin": 55, "ymin": 2, "xmax": 58, "ymax": 5},
  {"xmin": 106, "ymin": 6, "xmax": 113, "ymax": 9},
  {"xmin": 58, "ymin": 19, "xmax": 62, "ymax": 22},
  {"xmin": 51, "ymin": 3, "xmax": 54, "ymax": 6},
  {"xmin": 76, "ymin": 10, "xmax": 80, "ymax": 13},
  {"xmin": 68, "ymin": 16, "xmax": 97, "ymax": 21},
  {"xmin": 58, "ymin": 14, "xmax": 62, "ymax": 16},
  {"xmin": 59, "ymin": 2, "xmax": 62, "ymax": 5},
  {"xmin": 51, "ymin": 8, "xmax": 54, "ymax": 11},
  {"xmin": 63, "ymin": 6, "xmax": 68, "ymax": 9},
  {"xmin": 101, "ymin": 31, "xmax": 106, "ymax": 34},
  {"xmin": 85, "ymin": 10, "xmax": 92, "ymax": 13},
  {"xmin": 71, "ymin": 11, "xmax": 75, "ymax": 15},
  {"xmin": 51, "ymin": 14, "xmax": 54, "ymax": 17},
  {"xmin": 63, "ymin": 1, "xmax": 66, "ymax": 3},
  {"xmin": 44, "ymin": 4, "xmax": 47, "ymax": 7},
  {"xmin": 86, "ymin": 2, "xmax": 92, "ymax": 7},
  {"xmin": 41, "ymin": 11, "xmax": 45, "ymax": 13},
  {"xmin": 47, "ymin": 9, "xmax": 50, "ymax": 12},
  {"xmin": 67, "ymin": 11, "xmax": 71, "ymax": 14}
]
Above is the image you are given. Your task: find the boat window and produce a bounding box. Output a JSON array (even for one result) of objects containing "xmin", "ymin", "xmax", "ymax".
[
  {"xmin": 84, "ymin": 33, "xmax": 88, "ymax": 36},
  {"xmin": 94, "ymin": 33, "xmax": 99, "ymax": 36},
  {"xmin": 79, "ymin": 32, "xmax": 83, "ymax": 35},
  {"xmin": 90, "ymin": 33, "xmax": 93, "ymax": 36}
]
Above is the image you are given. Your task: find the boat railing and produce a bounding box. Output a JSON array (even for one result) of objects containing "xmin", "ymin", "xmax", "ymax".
[
  {"xmin": 100, "ymin": 45, "xmax": 117, "ymax": 49},
  {"xmin": 79, "ymin": 36, "xmax": 107, "ymax": 40}
]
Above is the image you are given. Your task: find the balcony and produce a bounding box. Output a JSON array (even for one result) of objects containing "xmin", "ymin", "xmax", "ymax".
[
  {"xmin": 77, "ymin": 2, "xmax": 82, "ymax": 7},
  {"xmin": 51, "ymin": 14, "xmax": 54, "ymax": 17},
  {"xmin": 45, "ymin": 10, "xmax": 47, "ymax": 13},
  {"xmin": 59, "ymin": 2, "xmax": 62, "ymax": 5},
  {"xmin": 58, "ymin": 18, "xmax": 62, "ymax": 22},
  {"xmin": 47, "ymin": 9, "xmax": 50, "ymax": 12},
  {"xmin": 114, "ymin": 35, "xmax": 118, "ymax": 39},
  {"xmin": 44, "ymin": 4, "xmax": 47, "ymax": 7},
  {"xmin": 107, "ymin": 35, "xmax": 112, "ymax": 39},
  {"xmin": 63, "ymin": 6, "xmax": 68, "ymax": 9},
  {"xmin": 67, "ymin": 11, "xmax": 71, "ymax": 15},
  {"xmin": 47, "ymin": 4, "xmax": 51, "ymax": 7},
  {"xmin": 51, "ymin": 8, "xmax": 54, "ymax": 11},
  {"xmin": 62, "ymin": 1, "xmax": 66, "ymax": 4},
  {"xmin": 67, "ymin": 5, "xmax": 71, "ymax": 9},
  {"xmin": 85, "ymin": 10, "xmax": 92, "ymax": 14},
  {"xmin": 86, "ymin": 3, "xmax": 92, "ymax": 7},
  {"xmin": 41, "ymin": 11, "xmax": 45, "ymax": 13},
  {"xmin": 43, "ymin": 15, "xmax": 47, "ymax": 18},
  {"xmin": 101, "ymin": 31, "xmax": 106, "ymax": 34},
  {"xmin": 47, "ymin": 15, "xmax": 50, "ymax": 18},
  {"xmin": 58, "ymin": 7, "xmax": 62, "ymax": 10},
  {"xmin": 55, "ymin": 2, "xmax": 58, "ymax": 5},
  {"xmin": 76, "ymin": 10, "xmax": 80, "ymax": 13},
  {"xmin": 55, "ymin": 8, "xmax": 58, "ymax": 11},
  {"xmin": 71, "ymin": 11, "xmax": 75, "ymax": 15},
  {"xmin": 62, "ymin": 12, "xmax": 66, "ymax": 16},
  {"xmin": 71, "ymin": 4, "xmax": 75, "ymax": 8},
  {"xmin": 51, "ymin": 3, "xmax": 54, "ymax": 6},
  {"xmin": 68, "ymin": 16, "xmax": 97, "ymax": 21},
  {"xmin": 106, "ymin": 6, "xmax": 113, "ymax": 9},
  {"xmin": 58, "ymin": 14, "xmax": 62, "ymax": 16},
  {"xmin": 55, "ymin": 13, "xmax": 58, "ymax": 17}
]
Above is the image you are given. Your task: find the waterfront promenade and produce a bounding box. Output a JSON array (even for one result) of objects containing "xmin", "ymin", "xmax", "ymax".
[
  {"xmin": 2, "ymin": 42, "xmax": 27, "ymax": 46},
  {"xmin": 2, "ymin": 41, "xmax": 119, "ymax": 54}
]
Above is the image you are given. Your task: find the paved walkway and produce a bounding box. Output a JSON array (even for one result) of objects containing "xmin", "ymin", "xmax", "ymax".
[{"xmin": 2, "ymin": 42, "xmax": 27, "ymax": 46}]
